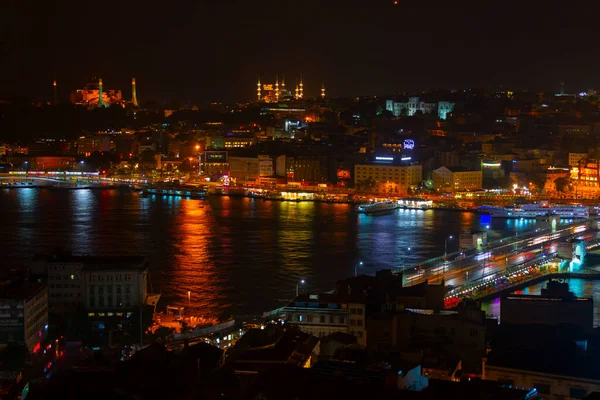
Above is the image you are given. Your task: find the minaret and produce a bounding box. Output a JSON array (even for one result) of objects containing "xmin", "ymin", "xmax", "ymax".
[
  {"xmin": 52, "ymin": 79, "xmax": 57, "ymax": 105},
  {"xmin": 98, "ymin": 78, "xmax": 104, "ymax": 108},
  {"xmin": 275, "ymin": 74, "xmax": 280, "ymax": 101},
  {"xmin": 560, "ymin": 81, "xmax": 565, "ymax": 96},
  {"xmin": 295, "ymin": 79, "xmax": 299, "ymax": 100},
  {"xmin": 281, "ymin": 75, "xmax": 286, "ymax": 91},
  {"xmin": 131, "ymin": 78, "xmax": 138, "ymax": 106},
  {"xmin": 299, "ymin": 74, "xmax": 304, "ymax": 99},
  {"xmin": 321, "ymin": 81, "xmax": 326, "ymax": 99},
  {"xmin": 257, "ymin": 76, "xmax": 261, "ymax": 101}
]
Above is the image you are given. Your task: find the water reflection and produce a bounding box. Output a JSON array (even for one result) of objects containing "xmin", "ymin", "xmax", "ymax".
[{"xmin": 0, "ymin": 189, "xmax": 563, "ymax": 317}]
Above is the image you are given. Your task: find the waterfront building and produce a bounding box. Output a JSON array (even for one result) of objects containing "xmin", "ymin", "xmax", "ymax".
[
  {"xmin": 291, "ymin": 156, "xmax": 329, "ymax": 183},
  {"xmin": 432, "ymin": 166, "xmax": 482, "ymax": 192},
  {"xmin": 500, "ymin": 280, "xmax": 593, "ymax": 329},
  {"xmin": 35, "ymin": 253, "xmax": 155, "ymax": 334},
  {"xmin": 385, "ymin": 98, "xmax": 454, "ymax": 120},
  {"xmin": 42, "ymin": 256, "xmax": 84, "ymax": 315},
  {"xmin": 354, "ymin": 162, "xmax": 422, "ymax": 195},
  {"xmin": 0, "ymin": 281, "xmax": 48, "ymax": 353},
  {"xmin": 5, "ymin": 155, "xmax": 75, "ymax": 170},
  {"xmin": 571, "ymin": 158, "xmax": 600, "ymax": 196},
  {"xmin": 283, "ymin": 294, "xmax": 367, "ymax": 346},
  {"xmin": 229, "ymin": 156, "xmax": 260, "ymax": 184}
]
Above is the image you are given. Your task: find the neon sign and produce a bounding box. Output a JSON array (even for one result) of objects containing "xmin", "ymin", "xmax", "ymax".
[
  {"xmin": 403, "ymin": 139, "xmax": 415, "ymax": 150},
  {"xmin": 375, "ymin": 157, "xmax": 394, "ymax": 161}
]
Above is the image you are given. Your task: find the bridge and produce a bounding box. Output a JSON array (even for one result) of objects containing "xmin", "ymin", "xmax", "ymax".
[
  {"xmin": 398, "ymin": 218, "xmax": 600, "ymax": 308},
  {"xmin": 0, "ymin": 172, "xmax": 129, "ymax": 187}
]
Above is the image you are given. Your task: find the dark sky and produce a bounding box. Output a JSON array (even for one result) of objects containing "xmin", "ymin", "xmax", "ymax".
[{"xmin": 1, "ymin": 1, "xmax": 597, "ymax": 103}]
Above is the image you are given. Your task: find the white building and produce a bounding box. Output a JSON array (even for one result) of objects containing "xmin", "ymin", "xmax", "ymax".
[
  {"xmin": 386, "ymin": 98, "xmax": 454, "ymax": 120},
  {"xmin": 283, "ymin": 294, "xmax": 367, "ymax": 346}
]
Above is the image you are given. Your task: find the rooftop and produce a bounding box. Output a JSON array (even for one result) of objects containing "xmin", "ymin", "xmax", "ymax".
[
  {"xmin": 225, "ymin": 326, "xmax": 318, "ymax": 371},
  {"xmin": 0, "ymin": 280, "xmax": 46, "ymax": 301},
  {"xmin": 486, "ymin": 340, "xmax": 600, "ymax": 381},
  {"xmin": 35, "ymin": 253, "xmax": 147, "ymax": 271}
]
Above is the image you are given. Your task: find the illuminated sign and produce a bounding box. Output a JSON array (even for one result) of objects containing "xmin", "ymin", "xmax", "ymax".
[
  {"xmin": 401, "ymin": 157, "xmax": 411, "ymax": 161},
  {"xmin": 262, "ymin": 84, "xmax": 274, "ymax": 91},
  {"xmin": 483, "ymin": 162, "xmax": 501, "ymax": 167},
  {"xmin": 204, "ymin": 151, "xmax": 228, "ymax": 163},
  {"xmin": 375, "ymin": 157, "xmax": 394, "ymax": 161},
  {"xmin": 403, "ymin": 139, "xmax": 415, "ymax": 150}
]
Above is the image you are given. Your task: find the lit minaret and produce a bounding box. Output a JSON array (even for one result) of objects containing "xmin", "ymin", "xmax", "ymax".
[
  {"xmin": 281, "ymin": 75, "xmax": 286, "ymax": 91},
  {"xmin": 299, "ymin": 74, "xmax": 304, "ymax": 99},
  {"xmin": 257, "ymin": 76, "xmax": 261, "ymax": 101},
  {"xmin": 97, "ymin": 78, "xmax": 104, "ymax": 108},
  {"xmin": 295, "ymin": 79, "xmax": 299, "ymax": 100},
  {"xmin": 275, "ymin": 74, "xmax": 280, "ymax": 101},
  {"xmin": 131, "ymin": 78, "xmax": 138, "ymax": 106},
  {"xmin": 321, "ymin": 81, "xmax": 326, "ymax": 99},
  {"xmin": 53, "ymin": 79, "xmax": 57, "ymax": 105}
]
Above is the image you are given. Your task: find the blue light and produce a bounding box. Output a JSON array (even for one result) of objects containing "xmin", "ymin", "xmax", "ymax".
[{"xmin": 44, "ymin": 324, "xmax": 48, "ymax": 330}]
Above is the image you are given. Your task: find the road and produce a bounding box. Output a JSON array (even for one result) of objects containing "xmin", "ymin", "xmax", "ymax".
[{"xmin": 402, "ymin": 222, "xmax": 597, "ymax": 289}]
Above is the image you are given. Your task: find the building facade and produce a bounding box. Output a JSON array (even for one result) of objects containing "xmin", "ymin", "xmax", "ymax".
[
  {"xmin": 385, "ymin": 98, "xmax": 454, "ymax": 120},
  {"xmin": 432, "ymin": 166, "xmax": 482, "ymax": 192},
  {"xmin": 484, "ymin": 358, "xmax": 600, "ymax": 400},
  {"xmin": 0, "ymin": 283, "xmax": 48, "ymax": 353},
  {"xmin": 46, "ymin": 260, "xmax": 83, "ymax": 315},
  {"xmin": 354, "ymin": 163, "xmax": 422, "ymax": 195},
  {"xmin": 283, "ymin": 294, "xmax": 367, "ymax": 346},
  {"xmin": 569, "ymin": 153, "xmax": 588, "ymax": 167},
  {"xmin": 571, "ymin": 158, "xmax": 600, "ymax": 196},
  {"xmin": 229, "ymin": 157, "xmax": 260, "ymax": 183}
]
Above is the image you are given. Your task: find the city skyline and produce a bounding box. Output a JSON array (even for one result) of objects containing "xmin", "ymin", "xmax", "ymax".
[{"xmin": 1, "ymin": 1, "xmax": 598, "ymax": 103}]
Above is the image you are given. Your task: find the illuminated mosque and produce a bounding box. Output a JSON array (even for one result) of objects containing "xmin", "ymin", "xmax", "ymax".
[
  {"xmin": 256, "ymin": 75, "xmax": 326, "ymax": 102},
  {"xmin": 70, "ymin": 78, "xmax": 138, "ymax": 108}
]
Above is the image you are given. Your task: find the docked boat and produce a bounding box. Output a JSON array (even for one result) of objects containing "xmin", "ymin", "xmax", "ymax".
[
  {"xmin": 355, "ymin": 201, "xmax": 399, "ymax": 215},
  {"xmin": 142, "ymin": 186, "xmax": 208, "ymax": 199},
  {"xmin": 477, "ymin": 202, "xmax": 589, "ymax": 219}
]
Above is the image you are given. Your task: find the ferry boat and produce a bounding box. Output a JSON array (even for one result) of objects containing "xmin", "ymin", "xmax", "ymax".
[
  {"xmin": 477, "ymin": 202, "xmax": 589, "ymax": 219},
  {"xmin": 355, "ymin": 201, "xmax": 399, "ymax": 215},
  {"xmin": 142, "ymin": 186, "xmax": 208, "ymax": 199}
]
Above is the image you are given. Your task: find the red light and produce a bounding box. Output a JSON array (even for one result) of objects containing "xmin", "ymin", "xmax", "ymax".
[{"xmin": 33, "ymin": 343, "xmax": 41, "ymax": 353}]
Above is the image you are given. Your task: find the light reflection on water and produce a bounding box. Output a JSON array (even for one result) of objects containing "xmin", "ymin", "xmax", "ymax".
[{"xmin": 0, "ymin": 189, "xmax": 566, "ymax": 317}]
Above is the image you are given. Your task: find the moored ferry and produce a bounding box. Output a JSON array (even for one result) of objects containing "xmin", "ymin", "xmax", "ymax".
[
  {"xmin": 477, "ymin": 202, "xmax": 589, "ymax": 219},
  {"xmin": 355, "ymin": 201, "xmax": 399, "ymax": 215},
  {"xmin": 142, "ymin": 186, "xmax": 208, "ymax": 199}
]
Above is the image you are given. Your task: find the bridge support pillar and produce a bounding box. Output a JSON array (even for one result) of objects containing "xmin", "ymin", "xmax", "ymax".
[{"xmin": 558, "ymin": 239, "xmax": 586, "ymax": 271}]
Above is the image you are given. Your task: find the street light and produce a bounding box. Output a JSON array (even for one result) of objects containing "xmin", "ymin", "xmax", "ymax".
[
  {"xmin": 354, "ymin": 261, "xmax": 363, "ymax": 277},
  {"xmin": 444, "ymin": 235, "xmax": 454, "ymax": 260},
  {"xmin": 296, "ymin": 280, "xmax": 305, "ymax": 297}
]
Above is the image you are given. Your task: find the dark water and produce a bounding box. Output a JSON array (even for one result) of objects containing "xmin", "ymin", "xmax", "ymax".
[{"xmin": 0, "ymin": 188, "xmax": 553, "ymax": 317}]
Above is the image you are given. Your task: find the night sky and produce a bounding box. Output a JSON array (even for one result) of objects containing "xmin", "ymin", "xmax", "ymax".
[{"xmin": 1, "ymin": 1, "xmax": 597, "ymax": 103}]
